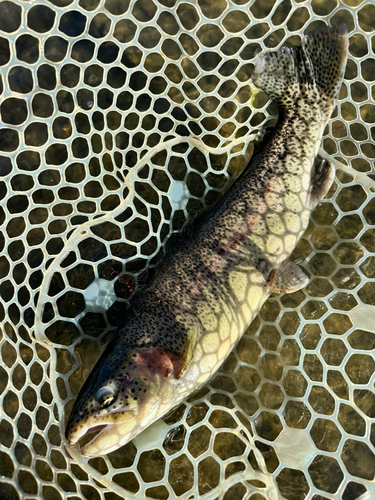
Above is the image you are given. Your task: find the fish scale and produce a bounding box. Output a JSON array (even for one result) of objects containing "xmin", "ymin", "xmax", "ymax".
[{"xmin": 65, "ymin": 23, "xmax": 349, "ymax": 458}]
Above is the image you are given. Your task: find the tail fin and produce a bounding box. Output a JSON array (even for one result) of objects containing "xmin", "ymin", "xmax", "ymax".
[{"xmin": 251, "ymin": 24, "xmax": 348, "ymax": 121}]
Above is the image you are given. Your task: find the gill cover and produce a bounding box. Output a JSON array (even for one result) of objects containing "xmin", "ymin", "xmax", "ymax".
[{"xmin": 65, "ymin": 345, "xmax": 180, "ymax": 447}]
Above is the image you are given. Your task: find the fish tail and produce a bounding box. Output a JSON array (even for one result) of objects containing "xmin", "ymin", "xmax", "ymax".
[{"xmin": 251, "ymin": 24, "xmax": 348, "ymax": 121}]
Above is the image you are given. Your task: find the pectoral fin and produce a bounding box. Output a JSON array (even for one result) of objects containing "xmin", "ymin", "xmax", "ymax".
[
  {"xmin": 309, "ymin": 157, "xmax": 335, "ymax": 209},
  {"xmin": 173, "ymin": 312, "xmax": 201, "ymax": 378},
  {"xmin": 182, "ymin": 318, "xmax": 200, "ymax": 376},
  {"xmin": 268, "ymin": 260, "xmax": 308, "ymax": 294}
]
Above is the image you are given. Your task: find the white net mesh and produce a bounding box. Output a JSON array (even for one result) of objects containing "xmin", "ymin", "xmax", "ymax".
[{"xmin": 0, "ymin": 0, "xmax": 375, "ymax": 499}]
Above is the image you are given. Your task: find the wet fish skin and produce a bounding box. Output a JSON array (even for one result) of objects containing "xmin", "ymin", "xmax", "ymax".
[{"xmin": 65, "ymin": 24, "xmax": 348, "ymax": 457}]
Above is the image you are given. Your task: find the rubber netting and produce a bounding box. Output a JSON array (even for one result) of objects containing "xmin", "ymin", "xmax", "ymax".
[{"xmin": 0, "ymin": 0, "xmax": 374, "ymax": 499}]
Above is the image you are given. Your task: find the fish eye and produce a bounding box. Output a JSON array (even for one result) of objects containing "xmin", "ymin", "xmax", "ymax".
[{"xmin": 96, "ymin": 386, "xmax": 116, "ymax": 409}]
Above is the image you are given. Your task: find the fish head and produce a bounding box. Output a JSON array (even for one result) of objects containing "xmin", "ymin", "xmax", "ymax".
[{"xmin": 65, "ymin": 345, "xmax": 180, "ymax": 457}]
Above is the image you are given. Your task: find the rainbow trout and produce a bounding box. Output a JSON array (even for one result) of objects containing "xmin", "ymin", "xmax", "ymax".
[{"xmin": 66, "ymin": 24, "xmax": 348, "ymax": 457}]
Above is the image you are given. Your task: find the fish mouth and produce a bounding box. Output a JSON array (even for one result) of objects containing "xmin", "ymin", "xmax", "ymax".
[
  {"xmin": 78, "ymin": 423, "xmax": 116, "ymax": 453},
  {"xmin": 67, "ymin": 409, "xmax": 136, "ymax": 457}
]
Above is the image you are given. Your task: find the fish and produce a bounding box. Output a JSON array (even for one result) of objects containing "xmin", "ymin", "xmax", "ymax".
[{"xmin": 65, "ymin": 24, "xmax": 348, "ymax": 457}]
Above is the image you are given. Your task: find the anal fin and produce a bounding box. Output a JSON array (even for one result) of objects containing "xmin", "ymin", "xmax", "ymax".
[
  {"xmin": 309, "ymin": 157, "xmax": 335, "ymax": 209},
  {"xmin": 268, "ymin": 260, "xmax": 308, "ymax": 294}
]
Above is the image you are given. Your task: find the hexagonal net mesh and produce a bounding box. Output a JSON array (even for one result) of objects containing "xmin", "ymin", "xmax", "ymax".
[{"xmin": 0, "ymin": 0, "xmax": 374, "ymax": 499}]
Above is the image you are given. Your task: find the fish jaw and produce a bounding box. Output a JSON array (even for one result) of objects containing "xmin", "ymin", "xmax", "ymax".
[
  {"xmin": 81, "ymin": 424, "xmax": 131, "ymax": 457},
  {"xmin": 66, "ymin": 408, "xmax": 135, "ymax": 456},
  {"xmin": 81, "ymin": 412, "xmax": 136, "ymax": 458},
  {"xmin": 76, "ymin": 393, "xmax": 173, "ymax": 457}
]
